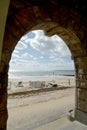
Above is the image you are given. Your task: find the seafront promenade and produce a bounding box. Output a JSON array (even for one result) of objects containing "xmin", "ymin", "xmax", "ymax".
[
  {"xmin": 7, "ymin": 88, "xmax": 75, "ymax": 129},
  {"xmin": 7, "ymin": 87, "xmax": 87, "ymax": 130}
]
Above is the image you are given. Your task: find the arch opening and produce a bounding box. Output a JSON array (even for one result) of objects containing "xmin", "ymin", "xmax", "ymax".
[{"xmin": 9, "ymin": 29, "xmax": 75, "ymax": 72}]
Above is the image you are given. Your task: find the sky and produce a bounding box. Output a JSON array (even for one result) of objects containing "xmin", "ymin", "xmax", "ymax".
[{"xmin": 9, "ymin": 30, "xmax": 74, "ymax": 72}]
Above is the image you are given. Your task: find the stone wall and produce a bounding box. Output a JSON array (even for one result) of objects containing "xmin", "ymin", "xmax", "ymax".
[
  {"xmin": 74, "ymin": 57, "xmax": 87, "ymax": 124},
  {"xmin": 0, "ymin": 62, "xmax": 8, "ymax": 129}
]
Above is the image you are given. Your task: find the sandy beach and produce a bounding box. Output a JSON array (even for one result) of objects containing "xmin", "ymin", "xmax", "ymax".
[{"xmin": 8, "ymin": 76, "xmax": 75, "ymax": 95}]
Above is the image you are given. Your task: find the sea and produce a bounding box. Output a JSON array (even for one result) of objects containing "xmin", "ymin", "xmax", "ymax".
[{"xmin": 8, "ymin": 70, "xmax": 75, "ymax": 79}]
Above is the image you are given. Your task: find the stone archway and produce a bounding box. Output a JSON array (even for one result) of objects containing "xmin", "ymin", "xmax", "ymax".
[{"xmin": 0, "ymin": 0, "xmax": 87, "ymax": 129}]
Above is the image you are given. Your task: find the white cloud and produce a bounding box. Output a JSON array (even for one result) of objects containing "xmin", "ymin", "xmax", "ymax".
[
  {"xmin": 10, "ymin": 61, "xmax": 41, "ymax": 72},
  {"xmin": 9, "ymin": 30, "xmax": 74, "ymax": 72},
  {"xmin": 11, "ymin": 53, "xmax": 20, "ymax": 59},
  {"xmin": 22, "ymin": 53, "xmax": 33, "ymax": 60},
  {"xmin": 13, "ymin": 50, "xmax": 19, "ymax": 54},
  {"xmin": 9, "ymin": 59, "xmax": 74, "ymax": 71},
  {"xmin": 29, "ymin": 30, "xmax": 71, "ymax": 58},
  {"xmin": 15, "ymin": 40, "xmax": 27, "ymax": 50}
]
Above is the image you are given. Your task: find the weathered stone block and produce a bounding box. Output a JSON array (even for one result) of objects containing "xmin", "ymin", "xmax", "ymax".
[
  {"xmin": 77, "ymin": 89, "xmax": 87, "ymax": 112},
  {"xmin": 78, "ymin": 89, "xmax": 87, "ymax": 99},
  {"xmin": 75, "ymin": 109, "xmax": 87, "ymax": 125},
  {"xmin": 78, "ymin": 100, "xmax": 87, "ymax": 112}
]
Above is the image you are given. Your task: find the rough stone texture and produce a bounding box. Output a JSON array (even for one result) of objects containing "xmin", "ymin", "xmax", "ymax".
[
  {"xmin": 0, "ymin": 62, "xmax": 8, "ymax": 130},
  {"xmin": 0, "ymin": 0, "xmax": 87, "ymax": 129},
  {"xmin": 74, "ymin": 56, "xmax": 87, "ymax": 124},
  {"xmin": 75, "ymin": 109, "xmax": 87, "ymax": 125},
  {"xmin": 78, "ymin": 89, "xmax": 87, "ymax": 111}
]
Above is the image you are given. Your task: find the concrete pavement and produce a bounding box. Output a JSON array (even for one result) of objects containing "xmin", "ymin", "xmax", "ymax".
[
  {"xmin": 33, "ymin": 116, "xmax": 87, "ymax": 130},
  {"xmin": 7, "ymin": 88, "xmax": 87, "ymax": 130}
]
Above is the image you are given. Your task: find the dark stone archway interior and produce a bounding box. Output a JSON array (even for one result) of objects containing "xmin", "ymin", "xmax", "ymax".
[{"xmin": 0, "ymin": 0, "xmax": 87, "ymax": 129}]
